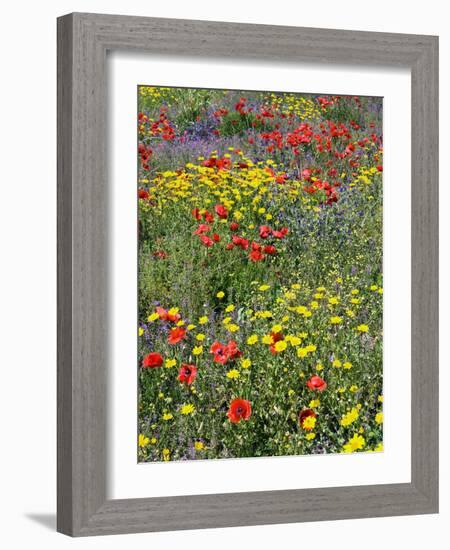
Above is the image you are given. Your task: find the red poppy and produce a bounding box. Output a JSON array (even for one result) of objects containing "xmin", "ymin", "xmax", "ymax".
[
  {"xmin": 152, "ymin": 250, "xmax": 167, "ymax": 259},
  {"xmin": 263, "ymin": 245, "xmax": 277, "ymax": 255},
  {"xmin": 212, "ymin": 233, "xmax": 220, "ymax": 242},
  {"xmin": 178, "ymin": 363, "xmax": 198, "ymax": 385},
  {"xmin": 229, "ymin": 222, "xmax": 239, "ymax": 231},
  {"xmin": 204, "ymin": 210, "xmax": 214, "ymax": 223},
  {"xmin": 210, "ymin": 341, "xmax": 229, "ymax": 364},
  {"xmin": 376, "ymin": 165, "xmax": 383, "ymax": 172},
  {"xmin": 259, "ymin": 225, "xmax": 272, "ymax": 239},
  {"xmin": 199, "ymin": 235, "xmax": 214, "ymax": 247},
  {"xmin": 225, "ymin": 340, "xmax": 242, "ymax": 360},
  {"xmin": 226, "ymin": 242, "xmax": 234, "ymax": 250},
  {"xmin": 306, "ymin": 375, "xmax": 327, "ymax": 392},
  {"xmin": 193, "ymin": 224, "xmax": 211, "ymax": 235},
  {"xmin": 232, "ymin": 235, "xmax": 249, "ymax": 250},
  {"xmin": 142, "ymin": 352, "xmax": 163, "ymax": 368},
  {"xmin": 155, "ymin": 306, "xmax": 180, "ymax": 323},
  {"xmin": 215, "ymin": 204, "xmax": 228, "ymax": 219},
  {"xmin": 227, "ymin": 398, "xmax": 252, "ymax": 423},
  {"xmin": 272, "ymin": 227, "xmax": 289, "ymax": 239},
  {"xmin": 210, "ymin": 340, "xmax": 241, "ymax": 364},
  {"xmin": 168, "ymin": 327, "xmax": 186, "ymax": 345},
  {"xmin": 192, "ymin": 208, "xmax": 201, "ymax": 220},
  {"xmin": 138, "ymin": 188, "xmax": 150, "ymax": 200},
  {"xmin": 298, "ymin": 408, "xmax": 317, "ymax": 430},
  {"xmin": 249, "ymin": 249, "xmax": 265, "ymax": 262}
]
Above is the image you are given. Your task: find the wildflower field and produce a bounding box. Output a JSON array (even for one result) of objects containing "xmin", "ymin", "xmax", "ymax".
[{"xmin": 137, "ymin": 86, "xmax": 383, "ymax": 462}]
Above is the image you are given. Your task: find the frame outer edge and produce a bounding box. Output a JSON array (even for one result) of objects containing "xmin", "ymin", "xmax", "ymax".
[
  {"xmin": 410, "ymin": 36, "xmax": 439, "ymax": 509},
  {"xmin": 57, "ymin": 12, "xmax": 439, "ymax": 536},
  {"xmin": 57, "ymin": 13, "xmax": 74, "ymax": 536}
]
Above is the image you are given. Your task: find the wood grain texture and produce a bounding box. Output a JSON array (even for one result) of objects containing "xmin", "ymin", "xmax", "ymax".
[{"xmin": 57, "ymin": 12, "xmax": 439, "ymax": 536}]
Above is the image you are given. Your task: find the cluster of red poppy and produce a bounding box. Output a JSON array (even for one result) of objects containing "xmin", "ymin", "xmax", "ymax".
[
  {"xmin": 226, "ymin": 236, "xmax": 274, "ymax": 262},
  {"xmin": 149, "ymin": 109, "xmax": 175, "ymax": 141},
  {"xmin": 213, "ymin": 108, "xmax": 229, "ymax": 118},
  {"xmin": 303, "ymin": 179, "xmax": 339, "ymax": 205},
  {"xmin": 156, "ymin": 306, "xmax": 180, "ymax": 322},
  {"xmin": 263, "ymin": 166, "xmax": 288, "ymax": 185},
  {"xmin": 141, "ymin": 351, "xmax": 252, "ymax": 425},
  {"xmin": 138, "ymin": 142, "xmax": 152, "ymax": 171},
  {"xmin": 317, "ymin": 96, "xmax": 336, "ymax": 109},
  {"xmin": 224, "ymin": 224, "xmax": 288, "ymax": 261},
  {"xmin": 141, "ymin": 344, "xmax": 328, "ymax": 426},
  {"xmin": 210, "ymin": 340, "xmax": 242, "ymax": 364},
  {"xmin": 259, "ymin": 225, "xmax": 289, "ymax": 240},
  {"xmin": 192, "ymin": 204, "xmax": 228, "ymax": 222},
  {"xmin": 202, "ymin": 156, "xmax": 232, "ymax": 170},
  {"xmin": 146, "ymin": 306, "xmax": 188, "ymax": 345},
  {"xmin": 192, "ymin": 204, "xmax": 231, "ymax": 247},
  {"xmin": 235, "ymin": 97, "xmax": 249, "ymax": 115},
  {"xmin": 260, "ymin": 130, "xmax": 284, "ymax": 152}
]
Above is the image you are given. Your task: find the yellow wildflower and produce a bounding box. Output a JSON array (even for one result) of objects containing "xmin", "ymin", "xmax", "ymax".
[
  {"xmin": 274, "ymin": 340, "xmax": 287, "ymax": 352},
  {"xmin": 247, "ymin": 334, "xmax": 258, "ymax": 345},
  {"xmin": 226, "ymin": 369, "xmax": 240, "ymax": 379},
  {"xmin": 180, "ymin": 404, "xmax": 195, "ymax": 415},
  {"xmin": 302, "ymin": 416, "xmax": 317, "ymax": 430},
  {"xmin": 340, "ymin": 407, "xmax": 359, "ymax": 427},
  {"xmin": 342, "ymin": 434, "xmax": 366, "ymax": 453},
  {"xmin": 165, "ymin": 358, "xmax": 176, "ymax": 369},
  {"xmin": 330, "ymin": 316, "xmax": 343, "ymax": 325}
]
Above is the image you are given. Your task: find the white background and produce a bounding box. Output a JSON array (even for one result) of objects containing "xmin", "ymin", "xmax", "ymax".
[
  {"xmin": 109, "ymin": 54, "xmax": 411, "ymax": 499},
  {"xmin": 0, "ymin": 1, "xmax": 447, "ymax": 549}
]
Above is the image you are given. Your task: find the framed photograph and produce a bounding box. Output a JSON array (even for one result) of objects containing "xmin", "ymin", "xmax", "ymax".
[{"xmin": 57, "ymin": 12, "xmax": 438, "ymax": 536}]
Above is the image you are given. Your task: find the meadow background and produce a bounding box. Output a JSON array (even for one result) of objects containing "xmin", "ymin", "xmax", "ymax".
[{"xmin": 137, "ymin": 86, "xmax": 383, "ymax": 462}]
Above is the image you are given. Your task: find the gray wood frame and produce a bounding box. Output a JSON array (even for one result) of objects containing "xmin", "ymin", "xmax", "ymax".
[{"xmin": 57, "ymin": 12, "xmax": 439, "ymax": 537}]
